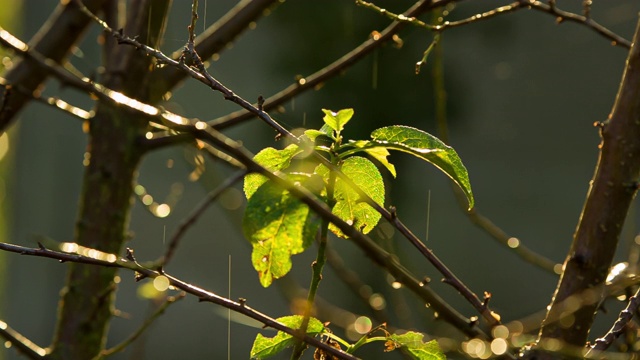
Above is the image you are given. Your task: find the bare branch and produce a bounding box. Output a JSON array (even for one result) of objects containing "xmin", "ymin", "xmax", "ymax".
[
  {"xmin": 0, "ymin": 0, "xmax": 107, "ymax": 133},
  {"xmin": 358, "ymin": 0, "xmax": 630, "ymax": 49},
  {"xmin": 586, "ymin": 287, "xmax": 640, "ymax": 355},
  {"xmin": 534, "ymin": 16, "xmax": 640, "ymax": 351},
  {"xmin": 0, "ymin": 320, "xmax": 47, "ymax": 359},
  {"xmin": 159, "ymin": 170, "xmax": 246, "ymax": 267},
  {"xmin": 525, "ymin": 0, "xmax": 631, "ymax": 48},
  {"xmin": 208, "ymin": 0, "xmax": 444, "ymax": 130},
  {"xmin": 148, "ymin": 0, "xmax": 281, "ymax": 102},
  {"xmin": 0, "ymin": 242, "xmax": 358, "ymax": 360},
  {"xmin": 0, "ymin": 26, "xmax": 489, "ymax": 339},
  {"xmin": 96, "ymin": 293, "xmax": 186, "ymax": 359}
]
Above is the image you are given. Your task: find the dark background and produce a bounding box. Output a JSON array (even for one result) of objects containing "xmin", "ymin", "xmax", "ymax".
[{"xmin": 2, "ymin": 0, "xmax": 639, "ymax": 358}]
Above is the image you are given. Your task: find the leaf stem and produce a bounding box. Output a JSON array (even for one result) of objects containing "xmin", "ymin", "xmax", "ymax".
[{"xmin": 291, "ymin": 156, "xmax": 338, "ymax": 359}]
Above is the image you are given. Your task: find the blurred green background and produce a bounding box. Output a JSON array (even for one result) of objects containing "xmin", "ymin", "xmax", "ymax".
[{"xmin": 1, "ymin": 0, "xmax": 639, "ymax": 358}]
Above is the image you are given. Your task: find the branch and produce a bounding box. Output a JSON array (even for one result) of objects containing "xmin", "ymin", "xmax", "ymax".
[
  {"xmin": 159, "ymin": 170, "xmax": 246, "ymax": 267},
  {"xmin": 526, "ymin": 0, "xmax": 631, "ymax": 48},
  {"xmin": 534, "ymin": 15, "xmax": 640, "ymax": 350},
  {"xmin": 0, "ymin": 242, "xmax": 358, "ymax": 360},
  {"xmin": 0, "ymin": 320, "xmax": 47, "ymax": 359},
  {"xmin": 0, "ymin": 82, "xmax": 93, "ymax": 121},
  {"xmin": 207, "ymin": 0, "xmax": 447, "ymax": 130},
  {"xmin": 148, "ymin": 0, "xmax": 281, "ymax": 103},
  {"xmin": 0, "ymin": 27, "xmax": 488, "ymax": 339},
  {"xmin": 95, "ymin": 293, "xmax": 186, "ymax": 359},
  {"xmin": 357, "ymin": 0, "xmax": 630, "ymax": 49},
  {"xmin": 586, "ymin": 287, "xmax": 640, "ymax": 355},
  {"xmin": 0, "ymin": 0, "xmax": 107, "ymax": 133}
]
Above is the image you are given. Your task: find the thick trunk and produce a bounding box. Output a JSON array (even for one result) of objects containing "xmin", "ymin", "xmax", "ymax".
[
  {"xmin": 49, "ymin": 105, "xmax": 145, "ymax": 359},
  {"xmin": 49, "ymin": 1, "xmax": 171, "ymax": 358},
  {"xmin": 524, "ymin": 17, "xmax": 640, "ymax": 359}
]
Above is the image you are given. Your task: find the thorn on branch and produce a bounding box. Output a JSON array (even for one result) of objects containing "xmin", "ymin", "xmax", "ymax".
[
  {"xmin": 469, "ymin": 316, "xmax": 479, "ymax": 326},
  {"xmin": 125, "ymin": 247, "xmax": 136, "ymax": 262},
  {"xmin": 257, "ymin": 95, "xmax": 265, "ymax": 112},
  {"xmin": 483, "ymin": 291, "xmax": 492, "ymax": 307},
  {"xmin": 389, "ymin": 205, "xmax": 397, "ymax": 219},
  {"xmin": 420, "ymin": 276, "xmax": 431, "ymax": 286},
  {"xmin": 37, "ymin": 242, "xmax": 45, "ymax": 250},
  {"xmin": 239, "ymin": 297, "xmax": 247, "ymax": 307}
]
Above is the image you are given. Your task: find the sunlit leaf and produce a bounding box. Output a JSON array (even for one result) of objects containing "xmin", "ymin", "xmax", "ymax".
[
  {"xmin": 316, "ymin": 156, "xmax": 384, "ymax": 238},
  {"xmin": 243, "ymin": 175, "xmax": 322, "ymax": 287},
  {"xmin": 244, "ymin": 144, "xmax": 303, "ymax": 200},
  {"xmin": 371, "ymin": 125, "xmax": 474, "ymax": 209},
  {"xmin": 387, "ymin": 332, "xmax": 445, "ymax": 360},
  {"xmin": 363, "ymin": 146, "xmax": 396, "ymax": 178},
  {"xmin": 250, "ymin": 315, "xmax": 325, "ymax": 359},
  {"xmin": 322, "ymin": 108, "xmax": 354, "ymax": 132}
]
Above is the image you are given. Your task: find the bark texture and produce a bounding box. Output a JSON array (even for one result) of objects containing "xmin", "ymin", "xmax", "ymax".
[
  {"xmin": 48, "ymin": 1, "xmax": 171, "ymax": 358},
  {"xmin": 526, "ymin": 17, "xmax": 640, "ymax": 359}
]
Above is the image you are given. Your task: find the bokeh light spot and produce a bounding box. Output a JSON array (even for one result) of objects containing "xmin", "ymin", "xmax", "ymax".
[
  {"xmin": 153, "ymin": 276, "xmax": 170, "ymax": 292},
  {"xmin": 354, "ymin": 316, "xmax": 372, "ymax": 334}
]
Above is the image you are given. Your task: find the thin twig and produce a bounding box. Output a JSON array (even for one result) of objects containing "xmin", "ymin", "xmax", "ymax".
[
  {"xmin": 160, "ymin": 170, "xmax": 246, "ymax": 267},
  {"xmin": 0, "ymin": 0, "xmax": 107, "ymax": 133},
  {"xmin": 148, "ymin": 0, "xmax": 281, "ymax": 103},
  {"xmin": 95, "ymin": 293, "xmax": 186, "ymax": 359},
  {"xmin": 0, "ymin": 320, "xmax": 47, "ymax": 359},
  {"xmin": 0, "ymin": 26, "xmax": 488, "ymax": 339},
  {"xmin": 525, "ymin": 0, "xmax": 630, "ymax": 48},
  {"xmin": 587, "ymin": 287, "xmax": 640, "ymax": 355},
  {"xmin": 0, "ymin": 241, "xmax": 358, "ymax": 360},
  {"xmin": 358, "ymin": 0, "xmax": 630, "ymax": 48},
  {"xmin": 208, "ymin": 0, "xmax": 440, "ymax": 130},
  {"xmin": 324, "ymin": 243, "xmax": 390, "ymax": 324}
]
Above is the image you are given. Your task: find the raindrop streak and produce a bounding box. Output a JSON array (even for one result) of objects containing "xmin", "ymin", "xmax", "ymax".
[
  {"xmin": 203, "ymin": 0, "xmax": 207, "ymax": 33},
  {"xmin": 228, "ymin": 254, "xmax": 231, "ymax": 360},
  {"xmin": 426, "ymin": 190, "xmax": 431, "ymax": 241},
  {"xmin": 372, "ymin": 49, "xmax": 379, "ymax": 90}
]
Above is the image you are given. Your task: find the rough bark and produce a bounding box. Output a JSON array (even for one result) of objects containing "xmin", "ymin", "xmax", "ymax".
[
  {"xmin": 48, "ymin": 1, "xmax": 171, "ymax": 358},
  {"xmin": 525, "ymin": 17, "xmax": 640, "ymax": 359}
]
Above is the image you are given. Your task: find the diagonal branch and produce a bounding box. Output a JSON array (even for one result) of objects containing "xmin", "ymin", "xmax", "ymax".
[
  {"xmin": 0, "ymin": 26, "xmax": 489, "ymax": 340},
  {"xmin": 0, "ymin": 319, "xmax": 47, "ymax": 359},
  {"xmin": 0, "ymin": 242, "xmax": 358, "ymax": 360},
  {"xmin": 208, "ymin": 0, "xmax": 449, "ymax": 130},
  {"xmin": 532, "ymin": 16, "xmax": 640, "ymax": 353},
  {"xmin": 95, "ymin": 293, "xmax": 186, "ymax": 359},
  {"xmin": 585, "ymin": 286, "xmax": 640, "ymax": 355},
  {"xmin": 148, "ymin": 0, "xmax": 280, "ymax": 103},
  {"xmin": 0, "ymin": 0, "xmax": 107, "ymax": 133}
]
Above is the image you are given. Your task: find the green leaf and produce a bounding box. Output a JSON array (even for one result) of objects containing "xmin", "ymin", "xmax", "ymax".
[
  {"xmin": 242, "ymin": 175, "xmax": 322, "ymax": 287},
  {"xmin": 387, "ymin": 332, "xmax": 445, "ymax": 360},
  {"xmin": 244, "ymin": 144, "xmax": 303, "ymax": 200},
  {"xmin": 250, "ymin": 315, "xmax": 325, "ymax": 359},
  {"xmin": 363, "ymin": 146, "xmax": 396, "ymax": 178},
  {"xmin": 322, "ymin": 108, "xmax": 354, "ymax": 132},
  {"xmin": 316, "ymin": 156, "xmax": 384, "ymax": 238},
  {"xmin": 371, "ymin": 125, "xmax": 474, "ymax": 209}
]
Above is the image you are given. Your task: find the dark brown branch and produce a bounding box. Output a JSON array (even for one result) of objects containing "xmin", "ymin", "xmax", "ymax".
[
  {"xmin": 0, "ymin": 26, "xmax": 487, "ymax": 339},
  {"xmin": 533, "ymin": 16, "xmax": 640, "ymax": 352},
  {"xmin": 0, "ymin": 319, "xmax": 46, "ymax": 359},
  {"xmin": 0, "ymin": 81, "xmax": 93, "ymax": 121},
  {"xmin": 0, "ymin": 0, "xmax": 107, "ymax": 133},
  {"xmin": 357, "ymin": 0, "xmax": 630, "ymax": 49},
  {"xmin": 586, "ymin": 287, "xmax": 640, "ymax": 355},
  {"xmin": 148, "ymin": 0, "xmax": 280, "ymax": 103},
  {"xmin": 97, "ymin": 293, "xmax": 186, "ymax": 358},
  {"xmin": 0, "ymin": 242, "xmax": 358, "ymax": 360},
  {"xmin": 159, "ymin": 170, "xmax": 246, "ymax": 267},
  {"xmin": 207, "ymin": 0, "xmax": 445, "ymax": 130},
  {"xmin": 526, "ymin": 0, "xmax": 631, "ymax": 49}
]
